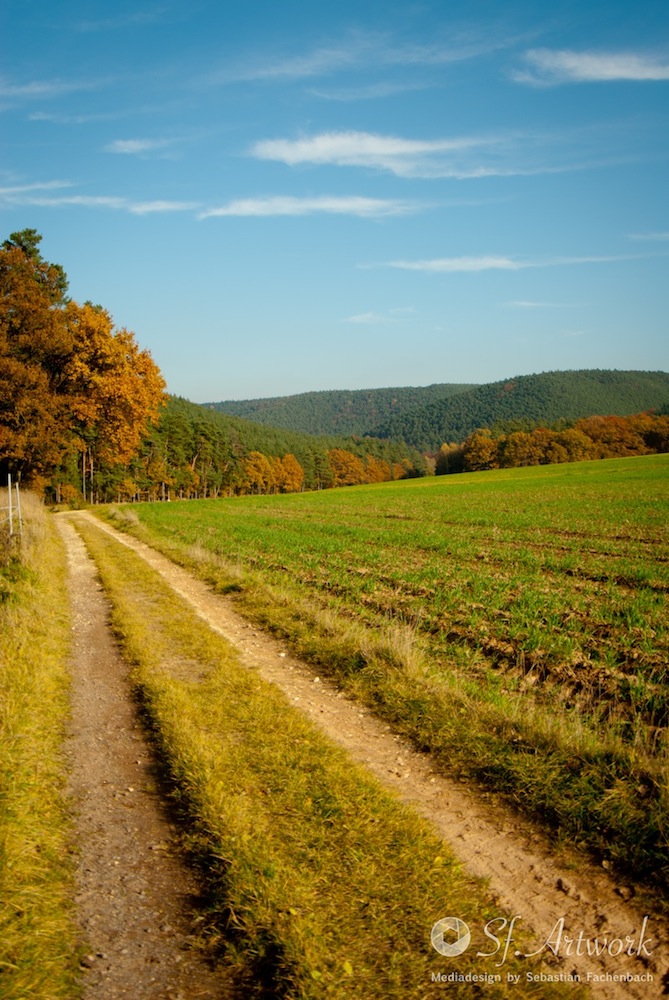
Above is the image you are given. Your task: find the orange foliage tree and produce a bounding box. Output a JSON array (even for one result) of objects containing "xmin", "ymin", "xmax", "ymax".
[
  {"xmin": 629, "ymin": 412, "xmax": 669, "ymax": 452},
  {"xmin": 0, "ymin": 230, "xmax": 166, "ymax": 495},
  {"xmin": 240, "ymin": 452, "xmax": 305, "ymax": 495},
  {"xmin": 277, "ymin": 453, "xmax": 305, "ymax": 493},
  {"xmin": 364, "ymin": 456, "xmax": 391, "ymax": 483},
  {"xmin": 501, "ymin": 431, "xmax": 545, "ymax": 467},
  {"xmin": 243, "ymin": 451, "xmax": 276, "ymax": 494},
  {"xmin": 574, "ymin": 415, "xmax": 649, "ymax": 459},
  {"xmin": 62, "ymin": 301, "xmax": 166, "ymax": 498},
  {"xmin": 0, "ymin": 231, "xmax": 74, "ymax": 485},
  {"xmin": 327, "ymin": 448, "xmax": 367, "ymax": 487},
  {"xmin": 462, "ymin": 429, "xmax": 500, "ymax": 471}
]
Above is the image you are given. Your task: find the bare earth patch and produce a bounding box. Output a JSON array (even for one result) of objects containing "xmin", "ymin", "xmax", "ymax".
[{"xmin": 61, "ymin": 511, "xmax": 669, "ymax": 999}]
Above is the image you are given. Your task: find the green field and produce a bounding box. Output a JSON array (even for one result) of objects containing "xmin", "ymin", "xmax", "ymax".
[{"xmin": 103, "ymin": 455, "xmax": 669, "ymax": 889}]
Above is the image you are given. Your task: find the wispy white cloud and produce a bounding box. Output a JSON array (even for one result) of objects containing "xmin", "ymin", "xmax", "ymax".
[
  {"xmin": 253, "ymin": 130, "xmax": 489, "ymax": 164},
  {"xmin": 31, "ymin": 110, "xmax": 113, "ymax": 125},
  {"xmin": 344, "ymin": 311, "xmax": 388, "ymax": 324},
  {"xmin": 513, "ymin": 49, "xmax": 669, "ymax": 86},
  {"xmin": 307, "ymin": 81, "xmax": 428, "ymax": 102},
  {"xmin": 628, "ymin": 230, "xmax": 669, "ymax": 241},
  {"xmin": 199, "ymin": 195, "xmax": 417, "ymax": 219},
  {"xmin": 130, "ymin": 200, "xmax": 199, "ymax": 215},
  {"xmin": 74, "ymin": 7, "xmax": 170, "ymax": 32},
  {"xmin": 377, "ymin": 33, "xmax": 526, "ymax": 68},
  {"xmin": 383, "ymin": 253, "xmax": 647, "ymax": 273},
  {"xmin": 0, "ymin": 180, "xmax": 73, "ymax": 195},
  {"xmin": 501, "ymin": 299, "xmax": 580, "ymax": 308},
  {"xmin": 249, "ymin": 128, "xmax": 616, "ymax": 180},
  {"xmin": 0, "ymin": 75, "xmax": 105, "ymax": 100},
  {"xmin": 105, "ymin": 137, "xmax": 177, "ymax": 155},
  {"xmin": 251, "ymin": 130, "xmax": 504, "ymax": 179},
  {"xmin": 31, "ymin": 108, "xmax": 143, "ymax": 125},
  {"xmin": 344, "ymin": 306, "xmax": 415, "ymax": 324},
  {"xmin": 0, "ymin": 188, "xmax": 198, "ymax": 215},
  {"xmin": 204, "ymin": 28, "xmax": 526, "ymax": 86},
  {"xmin": 31, "ymin": 100, "xmax": 192, "ymax": 126},
  {"xmin": 221, "ymin": 43, "xmax": 360, "ymax": 83},
  {"xmin": 0, "ymin": 183, "xmax": 410, "ymax": 220},
  {"xmin": 390, "ymin": 255, "xmax": 523, "ymax": 272}
]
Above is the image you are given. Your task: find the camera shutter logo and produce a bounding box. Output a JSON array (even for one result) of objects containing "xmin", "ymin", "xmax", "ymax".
[{"xmin": 431, "ymin": 917, "xmax": 472, "ymax": 957}]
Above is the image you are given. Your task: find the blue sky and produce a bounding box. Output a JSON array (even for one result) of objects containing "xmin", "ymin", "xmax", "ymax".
[{"xmin": 2, "ymin": 0, "xmax": 668, "ymax": 402}]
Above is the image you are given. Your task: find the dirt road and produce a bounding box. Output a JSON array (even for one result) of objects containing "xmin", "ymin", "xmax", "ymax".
[
  {"xmin": 60, "ymin": 511, "xmax": 669, "ymax": 998},
  {"xmin": 57, "ymin": 516, "xmax": 235, "ymax": 999}
]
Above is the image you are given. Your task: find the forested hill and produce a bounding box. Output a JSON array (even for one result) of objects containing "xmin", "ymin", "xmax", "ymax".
[
  {"xmin": 205, "ymin": 383, "xmax": 477, "ymax": 437},
  {"xmin": 369, "ymin": 370, "xmax": 669, "ymax": 451},
  {"xmin": 205, "ymin": 371, "xmax": 669, "ymax": 452}
]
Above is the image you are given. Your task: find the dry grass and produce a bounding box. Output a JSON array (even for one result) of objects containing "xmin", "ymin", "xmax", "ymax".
[{"xmin": 0, "ymin": 494, "xmax": 80, "ymax": 1000}]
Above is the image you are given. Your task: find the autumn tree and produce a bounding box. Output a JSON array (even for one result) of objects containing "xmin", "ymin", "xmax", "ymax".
[
  {"xmin": 0, "ymin": 231, "xmax": 74, "ymax": 486},
  {"xmin": 243, "ymin": 451, "xmax": 276, "ymax": 494},
  {"xmin": 278, "ymin": 453, "xmax": 305, "ymax": 493},
  {"xmin": 629, "ymin": 412, "xmax": 669, "ymax": 453},
  {"xmin": 364, "ymin": 455, "xmax": 391, "ymax": 483},
  {"xmin": 551, "ymin": 427, "xmax": 594, "ymax": 463},
  {"xmin": 501, "ymin": 430, "xmax": 545, "ymax": 468},
  {"xmin": 61, "ymin": 301, "xmax": 166, "ymax": 499},
  {"xmin": 574, "ymin": 415, "xmax": 648, "ymax": 459},
  {"xmin": 327, "ymin": 448, "xmax": 367, "ymax": 487},
  {"xmin": 462, "ymin": 429, "xmax": 500, "ymax": 472},
  {"xmin": 0, "ymin": 230, "xmax": 166, "ymax": 495}
]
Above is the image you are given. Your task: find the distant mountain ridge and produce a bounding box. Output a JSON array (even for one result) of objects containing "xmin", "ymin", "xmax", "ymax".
[
  {"xmin": 206, "ymin": 370, "xmax": 669, "ymax": 452},
  {"xmin": 205, "ymin": 383, "xmax": 477, "ymax": 438}
]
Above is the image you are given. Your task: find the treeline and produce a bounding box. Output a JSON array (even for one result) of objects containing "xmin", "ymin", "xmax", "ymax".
[
  {"xmin": 96, "ymin": 396, "xmax": 426, "ymax": 504},
  {"xmin": 436, "ymin": 412, "xmax": 669, "ymax": 474},
  {"xmin": 373, "ymin": 370, "xmax": 669, "ymax": 451}
]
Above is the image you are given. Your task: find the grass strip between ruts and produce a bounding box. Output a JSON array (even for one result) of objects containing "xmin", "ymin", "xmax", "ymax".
[
  {"xmin": 73, "ymin": 515, "xmax": 584, "ymax": 999},
  {"xmin": 0, "ymin": 495, "xmax": 80, "ymax": 1000}
]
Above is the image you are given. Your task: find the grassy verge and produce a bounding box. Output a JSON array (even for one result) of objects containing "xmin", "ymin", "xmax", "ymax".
[
  {"xmin": 73, "ymin": 514, "xmax": 583, "ymax": 999},
  {"xmin": 96, "ymin": 459, "xmax": 669, "ymax": 891},
  {"xmin": 0, "ymin": 493, "xmax": 80, "ymax": 1000}
]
